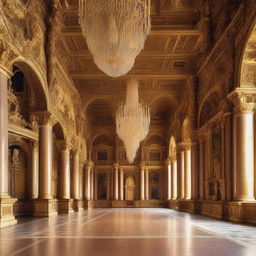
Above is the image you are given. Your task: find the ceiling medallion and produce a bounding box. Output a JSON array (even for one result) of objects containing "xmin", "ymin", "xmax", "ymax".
[
  {"xmin": 79, "ymin": 0, "xmax": 151, "ymax": 77},
  {"xmin": 116, "ymin": 80, "xmax": 150, "ymax": 163}
]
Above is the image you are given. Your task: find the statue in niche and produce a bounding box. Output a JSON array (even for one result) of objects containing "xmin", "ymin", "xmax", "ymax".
[{"xmin": 11, "ymin": 148, "xmax": 22, "ymax": 167}]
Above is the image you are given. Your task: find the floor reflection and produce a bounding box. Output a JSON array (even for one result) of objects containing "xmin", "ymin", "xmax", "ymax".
[{"xmin": 0, "ymin": 208, "xmax": 255, "ymax": 256}]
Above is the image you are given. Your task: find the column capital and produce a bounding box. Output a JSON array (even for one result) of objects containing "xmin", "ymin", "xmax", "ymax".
[
  {"xmin": 228, "ymin": 88, "xmax": 256, "ymax": 113},
  {"xmin": 113, "ymin": 163, "xmax": 119, "ymax": 169},
  {"xmin": 30, "ymin": 140, "xmax": 39, "ymax": 149},
  {"xmin": 32, "ymin": 111, "xmax": 55, "ymax": 126},
  {"xmin": 170, "ymin": 155, "xmax": 177, "ymax": 162},
  {"xmin": 177, "ymin": 142, "xmax": 192, "ymax": 152},
  {"xmin": 165, "ymin": 158, "xmax": 172, "ymax": 166},
  {"xmin": 140, "ymin": 161, "xmax": 146, "ymax": 169},
  {"xmin": 56, "ymin": 140, "xmax": 70, "ymax": 152},
  {"xmin": 86, "ymin": 161, "xmax": 94, "ymax": 169}
]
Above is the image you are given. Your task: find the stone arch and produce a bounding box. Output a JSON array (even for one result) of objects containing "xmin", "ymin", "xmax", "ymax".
[
  {"xmin": 52, "ymin": 122, "xmax": 65, "ymax": 199},
  {"xmin": 11, "ymin": 60, "xmax": 48, "ymax": 111},
  {"xmin": 145, "ymin": 134, "xmax": 166, "ymax": 147},
  {"xmin": 8, "ymin": 137, "xmax": 31, "ymax": 216},
  {"xmin": 92, "ymin": 134, "xmax": 114, "ymax": 147},
  {"xmin": 91, "ymin": 134, "xmax": 114, "ymax": 162},
  {"xmin": 181, "ymin": 117, "xmax": 191, "ymax": 142},
  {"xmin": 198, "ymin": 88, "xmax": 223, "ymax": 127},
  {"xmin": 238, "ymin": 20, "xmax": 256, "ymax": 88},
  {"xmin": 52, "ymin": 122, "xmax": 65, "ymax": 141}
]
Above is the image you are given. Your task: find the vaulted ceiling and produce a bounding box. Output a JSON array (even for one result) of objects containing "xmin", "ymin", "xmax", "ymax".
[{"xmin": 59, "ymin": 0, "xmax": 201, "ymax": 134}]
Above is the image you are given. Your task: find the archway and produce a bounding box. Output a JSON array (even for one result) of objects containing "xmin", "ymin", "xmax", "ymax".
[
  {"xmin": 52, "ymin": 122, "xmax": 65, "ymax": 199},
  {"xmin": 239, "ymin": 22, "xmax": 256, "ymax": 88},
  {"xmin": 8, "ymin": 142, "xmax": 30, "ymax": 216}
]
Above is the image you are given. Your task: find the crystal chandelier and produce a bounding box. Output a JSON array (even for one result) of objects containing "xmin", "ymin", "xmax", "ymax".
[
  {"xmin": 79, "ymin": 0, "xmax": 151, "ymax": 77},
  {"xmin": 116, "ymin": 80, "xmax": 150, "ymax": 163}
]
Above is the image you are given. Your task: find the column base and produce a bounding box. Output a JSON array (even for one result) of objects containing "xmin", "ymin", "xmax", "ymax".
[
  {"xmin": 167, "ymin": 199, "xmax": 179, "ymax": 210},
  {"xmin": 84, "ymin": 200, "xmax": 94, "ymax": 209},
  {"xmin": 0, "ymin": 197, "xmax": 17, "ymax": 228},
  {"xmin": 201, "ymin": 200, "xmax": 224, "ymax": 219},
  {"xmin": 73, "ymin": 199, "xmax": 84, "ymax": 211},
  {"xmin": 135, "ymin": 200, "xmax": 166, "ymax": 208},
  {"xmin": 112, "ymin": 200, "xmax": 127, "ymax": 208},
  {"xmin": 177, "ymin": 199, "xmax": 202, "ymax": 213},
  {"xmin": 33, "ymin": 199, "xmax": 58, "ymax": 217},
  {"xmin": 58, "ymin": 199, "xmax": 74, "ymax": 214},
  {"xmin": 224, "ymin": 201, "xmax": 256, "ymax": 224}
]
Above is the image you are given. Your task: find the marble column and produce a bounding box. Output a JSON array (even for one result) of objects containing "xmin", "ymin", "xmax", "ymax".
[
  {"xmin": 34, "ymin": 112, "xmax": 57, "ymax": 217},
  {"xmin": 114, "ymin": 163, "xmax": 119, "ymax": 200},
  {"xmin": 166, "ymin": 158, "xmax": 172, "ymax": 200},
  {"xmin": 86, "ymin": 162, "xmax": 92, "ymax": 200},
  {"xmin": 184, "ymin": 144, "xmax": 192, "ymax": 200},
  {"xmin": 95, "ymin": 170, "xmax": 98, "ymax": 200},
  {"xmin": 71, "ymin": 150, "xmax": 80, "ymax": 200},
  {"xmin": 171, "ymin": 157, "xmax": 177, "ymax": 199},
  {"xmin": 140, "ymin": 162, "xmax": 145, "ymax": 200},
  {"xmin": 84, "ymin": 161, "xmax": 93, "ymax": 208},
  {"xmin": 0, "ymin": 71, "xmax": 17, "ymax": 228},
  {"xmin": 90, "ymin": 168, "xmax": 94, "ymax": 200},
  {"xmin": 145, "ymin": 168, "xmax": 149, "ymax": 200},
  {"xmin": 177, "ymin": 147, "xmax": 185, "ymax": 199},
  {"xmin": 223, "ymin": 112, "xmax": 232, "ymax": 201},
  {"xmin": 229, "ymin": 91, "xmax": 255, "ymax": 201},
  {"xmin": 58, "ymin": 142, "xmax": 73, "ymax": 214},
  {"xmin": 59, "ymin": 144, "xmax": 70, "ymax": 199},
  {"xmin": 191, "ymin": 143, "xmax": 199, "ymax": 200},
  {"xmin": 29, "ymin": 141, "xmax": 39, "ymax": 199},
  {"xmin": 38, "ymin": 118, "xmax": 53, "ymax": 199},
  {"xmin": 119, "ymin": 167, "xmax": 124, "ymax": 200},
  {"xmin": 199, "ymin": 139, "xmax": 204, "ymax": 200}
]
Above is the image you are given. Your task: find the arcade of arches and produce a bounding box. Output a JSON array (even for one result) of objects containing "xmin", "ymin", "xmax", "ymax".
[{"xmin": 1, "ymin": 0, "xmax": 256, "ymax": 231}]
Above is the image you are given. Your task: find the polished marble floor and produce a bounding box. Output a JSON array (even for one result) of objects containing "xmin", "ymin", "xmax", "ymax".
[{"xmin": 1, "ymin": 208, "xmax": 256, "ymax": 256}]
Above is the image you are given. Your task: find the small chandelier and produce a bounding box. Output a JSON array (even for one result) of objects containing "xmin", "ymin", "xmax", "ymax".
[
  {"xmin": 116, "ymin": 80, "xmax": 150, "ymax": 163},
  {"xmin": 79, "ymin": 0, "xmax": 151, "ymax": 77}
]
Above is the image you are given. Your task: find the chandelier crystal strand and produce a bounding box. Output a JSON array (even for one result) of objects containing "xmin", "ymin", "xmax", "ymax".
[
  {"xmin": 116, "ymin": 80, "xmax": 150, "ymax": 163},
  {"xmin": 79, "ymin": 0, "xmax": 151, "ymax": 77}
]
